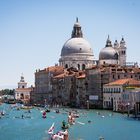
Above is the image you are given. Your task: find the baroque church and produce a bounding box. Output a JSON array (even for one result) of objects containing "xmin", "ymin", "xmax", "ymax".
[
  {"xmin": 59, "ymin": 18, "xmax": 94, "ymax": 70},
  {"xmin": 59, "ymin": 18, "xmax": 127, "ymax": 69},
  {"xmin": 31, "ymin": 18, "xmax": 140, "ymax": 108}
]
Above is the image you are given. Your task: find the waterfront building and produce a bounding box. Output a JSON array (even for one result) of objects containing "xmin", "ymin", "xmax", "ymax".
[
  {"xmin": 103, "ymin": 78, "xmax": 140, "ymax": 111},
  {"xmin": 85, "ymin": 65, "xmax": 140, "ymax": 108},
  {"xmin": 53, "ymin": 68, "xmax": 87, "ymax": 108},
  {"xmin": 52, "ymin": 68, "xmax": 78, "ymax": 106},
  {"xmin": 76, "ymin": 71, "xmax": 87, "ymax": 107},
  {"xmin": 31, "ymin": 66, "xmax": 64, "ymax": 105},
  {"xmin": 15, "ymin": 75, "xmax": 32, "ymax": 104},
  {"xmin": 31, "ymin": 18, "xmax": 140, "ymax": 109},
  {"xmin": 59, "ymin": 18, "xmax": 94, "ymax": 70}
]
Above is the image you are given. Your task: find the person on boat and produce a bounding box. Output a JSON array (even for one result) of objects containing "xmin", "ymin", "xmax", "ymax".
[
  {"xmin": 68, "ymin": 112, "xmax": 75, "ymax": 125},
  {"xmin": 21, "ymin": 114, "xmax": 24, "ymax": 119},
  {"xmin": 51, "ymin": 133, "xmax": 64, "ymax": 140},
  {"xmin": 62, "ymin": 120, "xmax": 67, "ymax": 129},
  {"xmin": 42, "ymin": 111, "xmax": 46, "ymax": 118},
  {"xmin": 56, "ymin": 109, "xmax": 59, "ymax": 113},
  {"xmin": 59, "ymin": 129, "xmax": 69, "ymax": 140},
  {"xmin": 88, "ymin": 120, "xmax": 91, "ymax": 123}
]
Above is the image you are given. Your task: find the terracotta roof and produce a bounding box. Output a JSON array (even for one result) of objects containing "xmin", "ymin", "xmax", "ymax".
[
  {"xmin": 105, "ymin": 78, "xmax": 140, "ymax": 86},
  {"xmin": 53, "ymin": 73, "xmax": 65, "ymax": 79},
  {"xmin": 36, "ymin": 66, "xmax": 64, "ymax": 76},
  {"xmin": 46, "ymin": 66, "xmax": 64, "ymax": 72},
  {"xmin": 77, "ymin": 73, "xmax": 86, "ymax": 79}
]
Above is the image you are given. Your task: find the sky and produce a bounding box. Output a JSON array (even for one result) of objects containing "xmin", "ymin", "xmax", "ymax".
[{"xmin": 0, "ymin": 0, "xmax": 140, "ymax": 89}]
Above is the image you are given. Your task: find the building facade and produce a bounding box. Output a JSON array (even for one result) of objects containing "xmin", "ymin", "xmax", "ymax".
[
  {"xmin": 85, "ymin": 65, "xmax": 140, "ymax": 108},
  {"xmin": 31, "ymin": 66, "xmax": 64, "ymax": 105},
  {"xmin": 15, "ymin": 75, "xmax": 32, "ymax": 104},
  {"xmin": 103, "ymin": 78, "xmax": 140, "ymax": 111}
]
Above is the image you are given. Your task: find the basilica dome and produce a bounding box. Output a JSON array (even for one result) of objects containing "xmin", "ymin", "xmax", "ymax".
[
  {"xmin": 99, "ymin": 47, "xmax": 118, "ymax": 60},
  {"xmin": 61, "ymin": 38, "xmax": 93, "ymax": 56},
  {"xmin": 59, "ymin": 18, "xmax": 94, "ymax": 70},
  {"xmin": 99, "ymin": 36, "xmax": 118, "ymax": 60}
]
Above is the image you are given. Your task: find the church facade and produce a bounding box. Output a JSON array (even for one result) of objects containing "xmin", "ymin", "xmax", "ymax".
[{"xmin": 15, "ymin": 75, "xmax": 32, "ymax": 104}]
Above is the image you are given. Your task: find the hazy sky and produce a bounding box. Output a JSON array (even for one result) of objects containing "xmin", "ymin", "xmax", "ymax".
[{"xmin": 0, "ymin": 0, "xmax": 140, "ymax": 89}]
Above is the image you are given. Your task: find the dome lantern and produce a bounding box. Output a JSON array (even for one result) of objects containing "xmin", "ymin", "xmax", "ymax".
[{"xmin": 71, "ymin": 17, "xmax": 83, "ymax": 38}]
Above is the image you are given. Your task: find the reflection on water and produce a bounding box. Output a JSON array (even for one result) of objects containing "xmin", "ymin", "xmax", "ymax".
[{"xmin": 0, "ymin": 103, "xmax": 140, "ymax": 140}]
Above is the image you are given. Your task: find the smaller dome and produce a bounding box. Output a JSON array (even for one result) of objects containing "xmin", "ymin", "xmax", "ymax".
[{"xmin": 99, "ymin": 47, "xmax": 118, "ymax": 60}]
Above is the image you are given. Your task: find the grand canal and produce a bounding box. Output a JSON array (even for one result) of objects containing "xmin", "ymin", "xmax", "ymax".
[{"xmin": 0, "ymin": 103, "xmax": 140, "ymax": 140}]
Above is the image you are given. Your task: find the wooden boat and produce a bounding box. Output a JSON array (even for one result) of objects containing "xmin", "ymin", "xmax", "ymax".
[{"xmin": 21, "ymin": 106, "xmax": 33, "ymax": 110}]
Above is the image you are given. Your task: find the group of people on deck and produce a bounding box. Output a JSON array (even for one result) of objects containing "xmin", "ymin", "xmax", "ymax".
[
  {"xmin": 50, "ymin": 129, "xmax": 68, "ymax": 140},
  {"xmin": 68, "ymin": 112, "xmax": 75, "ymax": 125},
  {"xmin": 48, "ymin": 111, "xmax": 79, "ymax": 140}
]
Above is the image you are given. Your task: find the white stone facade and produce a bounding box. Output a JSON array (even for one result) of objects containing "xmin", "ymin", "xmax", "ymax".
[
  {"xmin": 103, "ymin": 85, "xmax": 122, "ymax": 111},
  {"xmin": 99, "ymin": 59, "xmax": 118, "ymax": 65},
  {"xmin": 15, "ymin": 75, "xmax": 32, "ymax": 104}
]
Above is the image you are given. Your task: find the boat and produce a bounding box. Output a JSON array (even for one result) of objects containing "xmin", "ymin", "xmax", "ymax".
[
  {"xmin": 1, "ymin": 110, "xmax": 5, "ymax": 116},
  {"xmin": 45, "ymin": 109, "xmax": 50, "ymax": 112},
  {"xmin": 52, "ymin": 130, "xmax": 68, "ymax": 140},
  {"xmin": 56, "ymin": 109, "xmax": 60, "ymax": 113},
  {"xmin": 73, "ymin": 113, "xmax": 79, "ymax": 118},
  {"xmin": 48, "ymin": 122, "xmax": 55, "ymax": 134},
  {"xmin": 21, "ymin": 106, "xmax": 33, "ymax": 110}
]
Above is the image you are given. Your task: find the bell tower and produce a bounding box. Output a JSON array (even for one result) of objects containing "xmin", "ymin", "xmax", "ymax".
[
  {"xmin": 18, "ymin": 74, "xmax": 27, "ymax": 88},
  {"xmin": 118, "ymin": 37, "xmax": 127, "ymax": 66}
]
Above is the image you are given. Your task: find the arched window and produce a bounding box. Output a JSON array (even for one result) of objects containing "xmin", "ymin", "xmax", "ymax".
[
  {"xmin": 78, "ymin": 64, "xmax": 80, "ymax": 70},
  {"xmin": 65, "ymin": 64, "xmax": 68, "ymax": 68},
  {"xmin": 20, "ymin": 93, "xmax": 24, "ymax": 99},
  {"xmin": 124, "ymin": 51, "xmax": 125, "ymax": 55},
  {"xmin": 82, "ymin": 64, "xmax": 85, "ymax": 70}
]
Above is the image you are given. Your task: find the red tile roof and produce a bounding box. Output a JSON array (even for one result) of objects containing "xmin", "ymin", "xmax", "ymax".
[
  {"xmin": 77, "ymin": 73, "xmax": 86, "ymax": 79},
  {"xmin": 105, "ymin": 78, "xmax": 140, "ymax": 86}
]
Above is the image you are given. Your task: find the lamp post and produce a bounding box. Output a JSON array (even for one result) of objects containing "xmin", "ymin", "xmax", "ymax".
[
  {"xmin": 127, "ymin": 102, "xmax": 130, "ymax": 117},
  {"xmin": 86, "ymin": 100, "xmax": 89, "ymax": 110}
]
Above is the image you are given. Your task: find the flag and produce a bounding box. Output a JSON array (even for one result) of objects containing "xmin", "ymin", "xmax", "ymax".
[{"xmin": 48, "ymin": 123, "xmax": 55, "ymax": 134}]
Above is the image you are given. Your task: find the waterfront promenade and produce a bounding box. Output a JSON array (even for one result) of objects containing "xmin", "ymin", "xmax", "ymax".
[{"xmin": 0, "ymin": 103, "xmax": 140, "ymax": 140}]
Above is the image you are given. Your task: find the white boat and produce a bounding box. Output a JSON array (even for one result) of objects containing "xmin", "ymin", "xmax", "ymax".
[{"xmin": 48, "ymin": 123, "xmax": 55, "ymax": 134}]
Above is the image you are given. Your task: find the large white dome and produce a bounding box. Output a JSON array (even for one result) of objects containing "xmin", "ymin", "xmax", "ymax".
[
  {"xmin": 59, "ymin": 18, "xmax": 94, "ymax": 70},
  {"xmin": 61, "ymin": 38, "xmax": 93, "ymax": 56}
]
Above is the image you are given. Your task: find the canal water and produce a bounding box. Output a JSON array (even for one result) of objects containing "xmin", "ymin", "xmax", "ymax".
[{"xmin": 0, "ymin": 103, "xmax": 140, "ymax": 140}]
